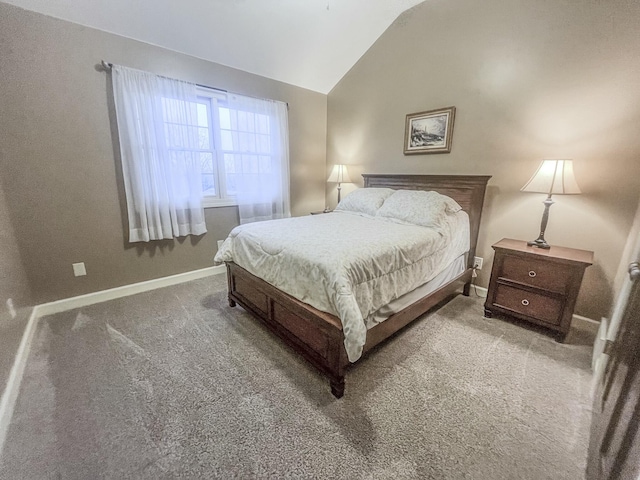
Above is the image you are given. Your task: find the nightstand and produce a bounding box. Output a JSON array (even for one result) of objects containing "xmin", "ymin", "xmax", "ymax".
[{"xmin": 484, "ymin": 238, "xmax": 593, "ymax": 342}]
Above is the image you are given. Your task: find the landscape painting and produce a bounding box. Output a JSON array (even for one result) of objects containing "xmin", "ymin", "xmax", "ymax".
[{"xmin": 404, "ymin": 106, "xmax": 456, "ymax": 155}]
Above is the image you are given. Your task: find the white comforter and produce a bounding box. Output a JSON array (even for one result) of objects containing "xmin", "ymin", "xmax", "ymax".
[{"xmin": 214, "ymin": 211, "xmax": 469, "ymax": 362}]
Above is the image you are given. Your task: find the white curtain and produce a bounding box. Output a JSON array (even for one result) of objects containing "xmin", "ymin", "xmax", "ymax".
[
  {"xmin": 226, "ymin": 93, "xmax": 290, "ymax": 224},
  {"xmin": 111, "ymin": 65, "xmax": 207, "ymax": 242}
]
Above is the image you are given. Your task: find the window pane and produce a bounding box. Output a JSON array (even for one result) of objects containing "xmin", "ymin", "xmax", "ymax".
[
  {"xmin": 219, "ymin": 107, "xmax": 231, "ymax": 130},
  {"xmin": 163, "ymin": 124, "xmax": 172, "ymax": 147},
  {"xmin": 259, "ymin": 156, "xmax": 272, "ymax": 173},
  {"xmin": 165, "ymin": 124, "xmax": 189, "ymax": 148},
  {"xmin": 221, "ymin": 130, "xmax": 233, "ymax": 150},
  {"xmin": 225, "ymin": 174, "xmax": 237, "ymax": 196},
  {"xmin": 224, "ymin": 153, "xmax": 237, "ymax": 173},
  {"xmin": 258, "ymin": 134, "xmax": 270, "ymax": 153},
  {"xmin": 238, "ymin": 132, "xmax": 255, "ymax": 152},
  {"xmin": 202, "ymin": 174, "xmax": 216, "ymax": 195},
  {"xmin": 237, "ymin": 111, "xmax": 248, "ymax": 132},
  {"xmin": 198, "ymin": 127, "xmax": 210, "ymax": 149},
  {"xmin": 168, "ymin": 151, "xmax": 190, "ymax": 199},
  {"xmin": 229, "ymin": 109, "xmax": 238, "ymax": 130},
  {"xmin": 257, "ymin": 114, "xmax": 269, "ymax": 134},
  {"xmin": 242, "ymin": 154, "xmax": 259, "ymax": 174},
  {"xmin": 162, "ymin": 98, "xmax": 177, "ymax": 122},
  {"xmin": 200, "ymin": 152, "xmax": 213, "ymax": 173},
  {"xmin": 246, "ymin": 112, "xmax": 255, "ymax": 131},
  {"xmin": 179, "ymin": 125, "xmax": 191, "ymax": 147},
  {"xmin": 197, "ymin": 103, "xmax": 209, "ymax": 127},
  {"xmin": 188, "ymin": 101, "xmax": 199, "ymax": 124}
]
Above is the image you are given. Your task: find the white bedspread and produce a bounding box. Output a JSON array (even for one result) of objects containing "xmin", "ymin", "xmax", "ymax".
[{"xmin": 214, "ymin": 211, "xmax": 469, "ymax": 362}]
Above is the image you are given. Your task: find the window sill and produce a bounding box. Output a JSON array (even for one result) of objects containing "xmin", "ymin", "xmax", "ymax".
[{"xmin": 203, "ymin": 198, "xmax": 238, "ymax": 209}]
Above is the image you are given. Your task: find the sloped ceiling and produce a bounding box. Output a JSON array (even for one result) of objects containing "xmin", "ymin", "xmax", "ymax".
[{"xmin": 1, "ymin": 0, "xmax": 425, "ymax": 93}]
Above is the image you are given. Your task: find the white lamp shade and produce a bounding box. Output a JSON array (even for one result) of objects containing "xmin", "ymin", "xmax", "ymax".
[
  {"xmin": 327, "ymin": 164, "xmax": 352, "ymax": 183},
  {"xmin": 521, "ymin": 159, "xmax": 581, "ymax": 195}
]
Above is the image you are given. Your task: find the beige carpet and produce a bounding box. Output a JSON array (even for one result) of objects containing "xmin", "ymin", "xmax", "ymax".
[{"xmin": 0, "ymin": 274, "xmax": 595, "ymax": 479}]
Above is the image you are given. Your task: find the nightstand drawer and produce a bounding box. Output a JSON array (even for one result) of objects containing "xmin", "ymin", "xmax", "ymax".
[
  {"xmin": 501, "ymin": 255, "xmax": 572, "ymax": 293},
  {"xmin": 494, "ymin": 284, "xmax": 563, "ymax": 326}
]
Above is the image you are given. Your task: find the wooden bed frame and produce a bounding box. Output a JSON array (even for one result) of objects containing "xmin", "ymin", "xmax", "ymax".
[{"xmin": 225, "ymin": 174, "xmax": 491, "ymax": 398}]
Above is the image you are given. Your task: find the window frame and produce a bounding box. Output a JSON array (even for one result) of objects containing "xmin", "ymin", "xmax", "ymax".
[
  {"xmin": 193, "ymin": 86, "xmax": 282, "ymax": 209},
  {"xmin": 195, "ymin": 87, "xmax": 239, "ymax": 209}
]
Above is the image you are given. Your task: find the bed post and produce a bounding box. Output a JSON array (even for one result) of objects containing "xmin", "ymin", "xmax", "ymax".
[
  {"xmin": 328, "ymin": 334, "xmax": 348, "ymax": 398},
  {"xmin": 330, "ymin": 377, "xmax": 345, "ymax": 398},
  {"xmin": 226, "ymin": 263, "xmax": 236, "ymax": 307}
]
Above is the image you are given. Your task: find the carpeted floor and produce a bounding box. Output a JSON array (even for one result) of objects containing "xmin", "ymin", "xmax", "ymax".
[{"xmin": 0, "ymin": 274, "xmax": 595, "ymax": 479}]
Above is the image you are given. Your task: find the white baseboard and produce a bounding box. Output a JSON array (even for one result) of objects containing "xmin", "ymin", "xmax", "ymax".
[
  {"xmin": 572, "ymin": 313, "xmax": 599, "ymax": 325},
  {"xmin": 37, "ymin": 265, "xmax": 225, "ymax": 317},
  {"xmin": 471, "ymin": 284, "xmax": 488, "ymax": 297},
  {"xmin": 0, "ymin": 264, "xmax": 225, "ymax": 454},
  {"xmin": 0, "ymin": 307, "xmax": 39, "ymax": 457}
]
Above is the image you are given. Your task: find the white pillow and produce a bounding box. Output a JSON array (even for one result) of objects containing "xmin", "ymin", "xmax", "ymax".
[
  {"xmin": 441, "ymin": 194, "xmax": 463, "ymax": 214},
  {"xmin": 335, "ymin": 188, "xmax": 395, "ymax": 217},
  {"xmin": 375, "ymin": 190, "xmax": 459, "ymax": 229}
]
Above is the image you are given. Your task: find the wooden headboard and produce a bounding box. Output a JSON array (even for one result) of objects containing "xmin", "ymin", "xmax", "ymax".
[{"xmin": 362, "ymin": 174, "xmax": 491, "ymax": 268}]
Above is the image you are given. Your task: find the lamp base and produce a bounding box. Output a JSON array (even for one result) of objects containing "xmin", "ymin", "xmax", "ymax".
[
  {"xmin": 527, "ymin": 238, "xmax": 551, "ymax": 249},
  {"xmin": 527, "ymin": 195, "xmax": 554, "ymax": 249}
]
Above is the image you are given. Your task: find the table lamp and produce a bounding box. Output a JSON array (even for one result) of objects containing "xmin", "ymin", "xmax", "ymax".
[
  {"xmin": 521, "ymin": 159, "xmax": 581, "ymax": 249},
  {"xmin": 328, "ymin": 164, "xmax": 352, "ymax": 205}
]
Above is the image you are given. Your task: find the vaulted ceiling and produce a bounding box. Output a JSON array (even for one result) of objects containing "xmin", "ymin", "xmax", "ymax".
[{"xmin": 2, "ymin": 0, "xmax": 425, "ymax": 93}]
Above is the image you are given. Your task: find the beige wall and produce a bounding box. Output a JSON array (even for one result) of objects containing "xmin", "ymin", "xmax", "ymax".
[
  {"xmin": 0, "ymin": 3, "xmax": 327, "ymax": 303},
  {"xmin": 327, "ymin": 0, "xmax": 640, "ymax": 320},
  {"xmin": 0, "ymin": 182, "xmax": 32, "ymax": 311}
]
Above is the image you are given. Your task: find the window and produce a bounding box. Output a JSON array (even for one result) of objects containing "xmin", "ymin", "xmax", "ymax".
[
  {"xmin": 218, "ymin": 106, "xmax": 274, "ymax": 199},
  {"xmin": 159, "ymin": 88, "xmax": 224, "ymax": 207},
  {"xmin": 160, "ymin": 87, "xmax": 283, "ymax": 208},
  {"xmin": 112, "ymin": 64, "xmax": 289, "ymax": 241}
]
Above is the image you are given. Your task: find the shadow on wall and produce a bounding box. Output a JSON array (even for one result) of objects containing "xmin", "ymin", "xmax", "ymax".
[
  {"xmin": 480, "ymin": 184, "xmax": 499, "ymax": 225},
  {"xmin": 580, "ymin": 262, "xmax": 613, "ymax": 322},
  {"xmin": 130, "ymin": 235, "xmax": 206, "ymax": 259},
  {"xmin": 100, "ymin": 63, "xmax": 131, "ymax": 249}
]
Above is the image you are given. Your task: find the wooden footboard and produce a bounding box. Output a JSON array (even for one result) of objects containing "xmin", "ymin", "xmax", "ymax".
[
  {"xmin": 227, "ymin": 261, "xmax": 349, "ymax": 397},
  {"xmin": 227, "ymin": 261, "xmax": 473, "ymax": 398}
]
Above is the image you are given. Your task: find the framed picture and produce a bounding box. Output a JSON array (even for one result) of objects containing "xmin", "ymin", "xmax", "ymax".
[{"xmin": 404, "ymin": 106, "xmax": 456, "ymax": 155}]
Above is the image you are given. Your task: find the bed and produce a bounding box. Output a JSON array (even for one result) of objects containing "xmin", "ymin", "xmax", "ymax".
[{"xmin": 217, "ymin": 174, "xmax": 490, "ymax": 397}]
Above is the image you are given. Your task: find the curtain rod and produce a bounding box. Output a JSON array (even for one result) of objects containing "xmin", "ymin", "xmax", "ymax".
[
  {"xmin": 100, "ymin": 60, "xmax": 288, "ymax": 108},
  {"xmin": 101, "ymin": 60, "xmax": 228, "ymax": 94}
]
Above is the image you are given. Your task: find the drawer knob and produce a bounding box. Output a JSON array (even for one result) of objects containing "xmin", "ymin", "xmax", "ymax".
[
  {"xmin": 528, "ymin": 270, "xmax": 537, "ymax": 278},
  {"xmin": 521, "ymin": 299, "xmax": 530, "ymax": 306}
]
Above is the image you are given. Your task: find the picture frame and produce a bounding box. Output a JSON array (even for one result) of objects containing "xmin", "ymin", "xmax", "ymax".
[{"xmin": 403, "ymin": 106, "xmax": 456, "ymax": 155}]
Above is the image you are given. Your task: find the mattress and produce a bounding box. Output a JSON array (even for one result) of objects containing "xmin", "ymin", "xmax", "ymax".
[
  {"xmin": 215, "ymin": 210, "xmax": 470, "ymax": 362},
  {"xmin": 365, "ymin": 253, "xmax": 467, "ymax": 328}
]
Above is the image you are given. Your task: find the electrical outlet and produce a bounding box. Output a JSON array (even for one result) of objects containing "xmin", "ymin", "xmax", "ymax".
[
  {"xmin": 73, "ymin": 262, "xmax": 87, "ymax": 277},
  {"xmin": 473, "ymin": 256, "xmax": 484, "ymax": 270}
]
